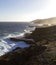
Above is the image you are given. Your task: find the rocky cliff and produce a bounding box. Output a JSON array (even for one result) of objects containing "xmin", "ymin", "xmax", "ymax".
[
  {"xmin": 32, "ymin": 17, "xmax": 56, "ymax": 24},
  {"xmin": 27, "ymin": 25, "xmax": 56, "ymax": 42}
]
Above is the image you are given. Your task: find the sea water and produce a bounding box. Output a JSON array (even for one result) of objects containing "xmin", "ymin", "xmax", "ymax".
[
  {"xmin": 0, "ymin": 22, "xmax": 30, "ymax": 38},
  {"xmin": 0, "ymin": 22, "xmax": 34, "ymax": 56}
]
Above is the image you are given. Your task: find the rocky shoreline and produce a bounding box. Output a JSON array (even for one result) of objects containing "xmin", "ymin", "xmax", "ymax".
[
  {"xmin": 0, "ymin": 40, "xmax": 46, "ymax": 65},
  {"xmin": 0, "ymin": 23, "xmax": 56, "ymax": 65},
  {"xmin": 0, "ymin": 26, "xmax": 47, "ymax": 65}
]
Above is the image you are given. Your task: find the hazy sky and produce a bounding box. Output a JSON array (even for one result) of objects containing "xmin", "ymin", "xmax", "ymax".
[{"xmin": 0, "ymin": 0, "xmax": 56, "ymax": 22}]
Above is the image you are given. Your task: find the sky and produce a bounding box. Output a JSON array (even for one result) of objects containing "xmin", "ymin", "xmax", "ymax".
[{"xmin": 0, "ymin": 0, "xmax": 56, "ymax": 22}]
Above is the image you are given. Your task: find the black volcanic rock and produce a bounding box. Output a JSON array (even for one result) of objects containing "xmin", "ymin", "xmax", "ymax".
[
  {"xmin": 26, "ymin": 25, "xmax": 56, "ymax": 42},
  {"xmin": 10, "ymin": 38, "xmax": 35, "ymax": 44}
]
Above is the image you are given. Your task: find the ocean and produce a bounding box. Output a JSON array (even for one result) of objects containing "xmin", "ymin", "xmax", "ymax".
[
  {"xmin": 0, "ymin": 22, "xmax": 35, "ymax": 56},
  {"xmin": 0, "ymin": 22, "xmax": 31, "ymax": 39}
]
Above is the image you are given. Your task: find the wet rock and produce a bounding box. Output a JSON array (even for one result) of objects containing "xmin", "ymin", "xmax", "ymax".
[
  {"xmin": 0, "ymin": 44, "xmax": 46, "ymax": 65},
  {"xmin": 10, "ymin": 38, "xmax": 35, "ymax": 44}
]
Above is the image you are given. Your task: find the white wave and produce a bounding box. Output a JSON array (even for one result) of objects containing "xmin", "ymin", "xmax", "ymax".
[
  {"xmin": 3, "ymin": 32, "xmax": 25, "ymax": 39},
  {"xmin": 0, "ymin": 40, "xmax": 11, "ymax": 56},
  {"xmin": 24, "ymin": 29, "xmax": 32, "ymax": 33},
  {"xmin": 0, "ymin": 29, "xmax": 32, "ymax": 56},
  {"xmin": 0, "ymin": 37, "xmax": 30, "ymax": 56}
]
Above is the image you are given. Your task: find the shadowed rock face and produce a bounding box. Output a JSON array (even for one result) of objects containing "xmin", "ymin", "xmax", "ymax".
[{"xmin": 26, "ymin": 25, "xmax": 56, "ymax": 42}]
